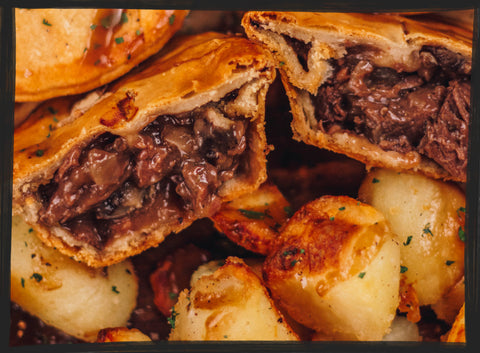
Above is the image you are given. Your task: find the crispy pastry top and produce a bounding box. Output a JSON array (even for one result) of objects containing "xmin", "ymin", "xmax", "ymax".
[{"xmin": 15, "ymin": 9, "xmax": 188, "ymax": 102}]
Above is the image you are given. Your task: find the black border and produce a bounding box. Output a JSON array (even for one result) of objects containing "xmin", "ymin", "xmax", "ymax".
[{"xmin": 1, "ymin": 1, "xmax": 479, "ymax": 353}]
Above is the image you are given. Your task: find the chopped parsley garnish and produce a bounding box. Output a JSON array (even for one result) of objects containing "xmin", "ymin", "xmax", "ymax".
[
  {"xmin": 115, "ymin": 37, "xmax": 124, "ymax": 44},
  {"xmin": 279, "ymin": 61, "xmax": 285, "ymax": 66},
  {"xmin": 47, "ymin": 107, "xmax": 58, "ymax": 115},
  {"xmin": 290, "ymin": 260, "xmax": 298, "ymax": 267},
  {"xmin": 169, "ymin": 14, "xmax": 176, "ymax": 25},
  {"xmin": 94, "ymin": 59, "xmax": 101, "ymax": 66},
  {"xmin": 90, "ymin": 24, "xmax": 97, "ymax": 30},
  {"xmin": 21, "ymin": 278, "xmax": 25, "ymax": 288},
  {"xmin": 30, "ymin": 273, "xmax": 43, "ymax": 282},
  {"xmin": 125, "ymin": 269, "xmax": 132, "ymax": 275},
  {"xmin": 28, "ymin": 228, "xmax": 33, "ymax": 233},
  {"xmin": 300, "ymin": 248, "xmax": 305, "ymax": 254},
  {"xmin": 457, "ymin": 207, "xmax": 466, "ymax": 217},
  {"xmin": 423, "ymin": 223, "xmax": 433, "ymax": 237},
  {"xmin": 338, "ymin": 206, "xmax": 346, "ymax": 211},
  {"xmin": 400, "ymin": 266, "xmax": 408, "ymax": 273},
  {"xmin": 372, "ymin": 178, "xmax": 380, "ymax": 183},
  {"xmin": 53, "ymin": 117, "xmax": 59, "ymax": 122},
  {"xmin": 403, "ymin": 235, "xmax": 413, "ymax": 246},
  {"xmin": 169, "ymin": 292, "xmax": 178, "ymax": 300},
  {"xmin": 284, "ymin": 206, "xmax": 294, "ymax": 218},
  {"xmin": 35, "ymin": 149, "xmax": 44, "ymax": 157},
  {"xmin": 121, "ymin": 12, "xmax": 128, "ymax": 24},
  {"xmin": 168, "ymin": 307, "xmax": 178, "ymax": 328},
  {"xmin": 101, "ymin": 15, "xmax": 113, "ymax": 28},
  {"xmin": 112, "ymin": 286, "xmax": 120, "ymax": 294},
  {"xmin": 239, "ymin": 209, "xmax": 267, "ymax": 220},
  {"xmin": 136, "ymin": 29, "xmax": 141, "ymax": 36},
  {"xmin": 446, "ymin": 260, "xmax": 455, "ymax": 266},
  {"xmin": 329, "ymin": 216, "xmax": 335, "ymax": 221},
  {"xmin": 458, "ymin": 226, "xmax": 465, "ymax": 242},
  {"xmin": 358, "ymin": 272, "xmax": 366, "ymax": 279},
  {"xmin": 42, "ymin": 19, "xmax": 52, "ymax": 26}
]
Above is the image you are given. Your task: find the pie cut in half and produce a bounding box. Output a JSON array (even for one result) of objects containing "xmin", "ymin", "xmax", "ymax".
[
  {"xmin": 15, "ymin": 9, "xmax": 188, "ymax": 102},
  {"xmin": 13, "ymin": 32, "xmax": 276, "ymax": 267},
  {"xmin": 243, "ymin": 12, "xmax": 471, "ymax": 182}
]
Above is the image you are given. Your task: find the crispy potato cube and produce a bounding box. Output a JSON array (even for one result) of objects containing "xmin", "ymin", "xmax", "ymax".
[
  {"xmin": 169, "ymin": 257, "xmax": 299, "ymax": 341},
  {"xmin": 10, "ymin": 216, "xmax": 138, "ymax": 342},
  {"xmin": 211, "ymin": 182, "xmax": 291, "ymax": 255},
  {"xmin": 432, "ymin": 276, "xmax": 465, "ymax": 324},
  {"xmin": 263, "ymin": 196, "xmax": 400, "ymax": 340},
  {"xmin": 358, "ymin": 169, "xmax": 465, "ymax": 307},
  {"xmin": 97, "ymin": 328, "xmax": 152, "ymax": 342},
  {"xmin": 444, "ymin": 303, "xmax": 465, "ymax": 342}
]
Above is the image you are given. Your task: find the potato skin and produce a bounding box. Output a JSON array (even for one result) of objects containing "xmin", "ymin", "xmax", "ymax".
[
  {"xmin": 358, "ymin": 169, "xmax": 465, "ymax": 307},
  {"xmin": 263, "ymin": 196, "xmax": 400, "ymax": 340},
  {"xmin": 169, "ymin": 257, "xmax": 299, "ymax": 341},
  {"xmin": 10, "ymin": 216, "xmax": 138, "ymax": 342}
]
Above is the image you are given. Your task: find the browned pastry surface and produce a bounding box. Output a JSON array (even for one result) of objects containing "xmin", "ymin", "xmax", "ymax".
[{"xmin": 15, "ymin": 9, "xmax": 188, "ymax": 102}]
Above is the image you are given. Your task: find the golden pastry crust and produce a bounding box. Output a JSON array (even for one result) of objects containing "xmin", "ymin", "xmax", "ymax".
[
  {"xmin": 13, "ymin": 32, "xmax": 276, "ymax": 268},
  {"xmin": 15, "ymin": 9, "xmax": 188, "ymax": 102},
  {"xmin": 243, "ymin": 12, "xmax": 471, "ymax": 182}
]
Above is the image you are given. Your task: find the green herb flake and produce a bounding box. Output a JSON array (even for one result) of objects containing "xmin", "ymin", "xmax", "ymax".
[
  {"xmin": 279, "ymin": 61, "xmax": 286, "ymax": 66},
  {"xmin": 457, "ymin": 207, "xmax": 466, "ymax": 217},
  {"xmin": 372, "ymin": 178, "xmax": 380, "ymax": 183},
  {"xmin": 115, "ymin": 37, "xmax": 124, "ymax": 44},
  {"xmin": 168, "ymin": 307, "xmax": 179, "ymax": 328},
  {"xmin": 446, "ymin": 260, "xmax": 455, "ymax": 266},
  {"xmin": 423, "ymin": 223, "xmax": 434, "ymax": 237},
  {"xmin": 224, "ymin": 335, "xmax": 228, "ymax": 339},
  {"xmin": 31, "ymin": 273, "xmax": 43, "ymax": 282},
  {"xmin": 169, "ymin": 14, "xmax": 176, "ymax": 25},
  {"xmin": 300, "ymin": 248, "xmax": 305, "ymax": 254},
  {"xmin": 90, "ymin": 24, "xmax": 97, "ymax": 30},
  {"xmin": 28, "ymin": 228, "xmax": 33, "ymax": 233},
  {"xmin": 338, "ymin": 206, "xmax": 346, "ymax": 211},
  {"xmin": 403, "ymin": 235, "xmax": 413, "ymax": 246},
  {"xmin": 290, "ymin": 259, "xmax": 298, "ymax": 267},
  {"xmin": 136, "ymin": 29, "xmax": 141, "ymax": 36},
  {"xmin": 400, "ymin": 266, "xmax": 408, "ymax": 273},
  {"xmin": 284, "ymin": 206, "xmax": 294, "ymax": 218},
  {"xmin": 239, "ymin": 209, "xmax": 266, "ymax": 220},
  {"xmin": 125, "ymin": 269, "xmax": 132, "ymax": 275},
  {"xmin": 35, "ymin": 149, "xmax": 44, "ymax": 157},
  {"xmin": 112, "ymin": 286, "xmax": 120, "ymax": 294},
  {"xmin": 94, "ymin": 59, "xmax": 101, "ymax": 66},
  {"xmin": 24, "ymin": 241, "xmax": 28, "ymax": 247},
  {"xmin": 101, "ymin": 15, "xmax": 112, "ymax": 29},
  {"xmin": 47, "ymin": 107, "xmax": 58, "ymax": 115},
  {"xmin": 169, "ymin": 292, "xmax": 178, "ymax": 300},
  {"xmin": 458, "ymin": 226, "xmax": 465, "ymax": 242},
  {"xmin": 121, "ymin": 12, "xmax": 129, "ymax": 24},
  {"xmin": 358, "ymin": 272, "xmax": 366, "ymax": 279},
  {"xmin": 53, "ymin": 117, "xmax": 59, "ymax": 122},
  {"xmin": 21, "ymin": 278, "xmax": 25, "ymax": 288},
  {"xmin": 42, "ymin": 19, "xmax": 52, "ymax": 26},
  {"xmin": 329, "ymin": 216, "xmax": 335, "ymax": 221}
]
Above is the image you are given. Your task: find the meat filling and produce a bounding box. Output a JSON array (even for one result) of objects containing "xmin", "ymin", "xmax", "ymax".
[
  {"xmin": 37, "ymin": 100, "xmax": 249, "ymax": 248},
  {"xmin": 309, "ymin": 45, "xmax": 470, "ymax": 180}
]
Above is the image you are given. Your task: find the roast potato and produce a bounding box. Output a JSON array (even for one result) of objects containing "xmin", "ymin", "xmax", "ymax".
[
  {"xmin": 263, "ymin": 196, "xmax": 400, "ymax": 340},
  {"xmin": 358, "ymin": 169, "xmax": 465, "ymax": 307},
  {"xmin": 10, "ymin": 215, "xmax": 138, "ymax": 342},
  {"xmin": 444, "ymin": 303, "xmax": 466, "ymax": 342},
  {"xmin": 211, "ymin": 182, "xmax": 291, "ymax": 255},
  {"xmin": 97, "ymin": 328, "xmax": 152, "ymax": 343},
  {"xmin": 169, "ymin": 257, "xmax": 299, "ymax": 341}
]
